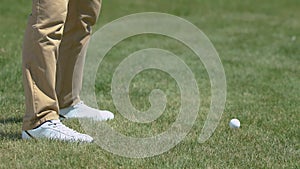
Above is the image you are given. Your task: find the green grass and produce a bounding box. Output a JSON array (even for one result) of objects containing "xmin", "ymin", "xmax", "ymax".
[{"xmin": 0, "ymin": 0, "xmax": 299, "ymax": 168}]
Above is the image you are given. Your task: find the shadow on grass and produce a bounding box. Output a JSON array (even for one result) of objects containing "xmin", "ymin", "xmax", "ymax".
[
  {"xmin": 0, "ymin": 116, "xmax": 22, "ymax": 124},
  {"xmin": 0, "ymin": 117, "xmax": 22, "ymax": 140},
  {"xmin": 0, "ymin": 131, "xmax": 21, "ymax": 140}
]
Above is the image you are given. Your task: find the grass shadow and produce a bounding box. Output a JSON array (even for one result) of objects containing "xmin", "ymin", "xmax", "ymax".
[
  {"xmin": 0, "ymin": 131, "xmax": 21, "ymax": 140},
  {"xmin": 0, "ymin": 117, "xmax": 22, "ymax": 124},
  {"xmin": 0, "ymin": 117, "xmax": 22, "ymax": 140}
]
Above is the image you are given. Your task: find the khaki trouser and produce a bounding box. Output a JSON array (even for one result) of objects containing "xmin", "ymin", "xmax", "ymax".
[{"xmin": 22, "ymin": 0, "xmax": 101, "ymax": 130}]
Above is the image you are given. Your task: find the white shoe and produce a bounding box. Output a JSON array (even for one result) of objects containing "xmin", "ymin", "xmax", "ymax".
[
  {"xmin": 59, "ymin": 101, "xmax": 114, "ymax": 121},
  {"xmin": 22, "ymin": 120, "xmax": 93, "ymax": 143}
]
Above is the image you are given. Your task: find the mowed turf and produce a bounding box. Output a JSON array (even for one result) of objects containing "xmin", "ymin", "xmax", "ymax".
[{"xmin": 0, "ymin": 0, "xmax": 299, "ymax": 168}]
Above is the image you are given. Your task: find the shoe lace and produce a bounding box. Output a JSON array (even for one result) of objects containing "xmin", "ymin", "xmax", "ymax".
[{"xmin": 77, "ymin": 101, "xmax": 84, "ymax": 105}]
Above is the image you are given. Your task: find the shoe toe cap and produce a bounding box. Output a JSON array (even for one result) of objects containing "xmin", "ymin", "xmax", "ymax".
[{"xmin": 102, "ymin": 111, "xmax": 114, "ymax": 120}]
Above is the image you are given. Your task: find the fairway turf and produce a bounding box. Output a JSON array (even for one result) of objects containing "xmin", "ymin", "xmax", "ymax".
[{"xmin": 0, "ymin": 0, "xmax": 299, "ymax": 168}]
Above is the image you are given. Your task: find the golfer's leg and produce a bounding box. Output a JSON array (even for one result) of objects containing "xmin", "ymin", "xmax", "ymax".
[
  {"xmin": 56, "ymin": 0, "xmax": 102, "ymax": 108},
  {"xmin": 22, "ymin": 0, "xmax": 68, "ymax": 130}
]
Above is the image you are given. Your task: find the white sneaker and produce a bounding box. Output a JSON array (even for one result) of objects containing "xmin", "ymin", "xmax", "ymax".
[
  {"xmin": 59, "ymin": 101, "xmax": 114, "ymax": 121},
  {"xmin": 22, "ymin": 120, "xmax": 93, "ymax": 143}
]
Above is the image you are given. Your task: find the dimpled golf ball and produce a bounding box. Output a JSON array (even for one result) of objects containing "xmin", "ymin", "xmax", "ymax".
[{"xmin": 229, "ymin": 119, "xmax": 240, "ymax": 128}]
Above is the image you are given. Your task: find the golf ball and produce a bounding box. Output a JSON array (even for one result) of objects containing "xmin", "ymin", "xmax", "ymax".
[{"xmin": 229, "ymin": 119, "xmax": 240, "ymax": 128}]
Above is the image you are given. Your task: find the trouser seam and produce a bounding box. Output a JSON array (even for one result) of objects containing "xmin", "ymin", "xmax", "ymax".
[{"xmin": 32, "ymin": 81, "xmax": 38, "ymax": 114}]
